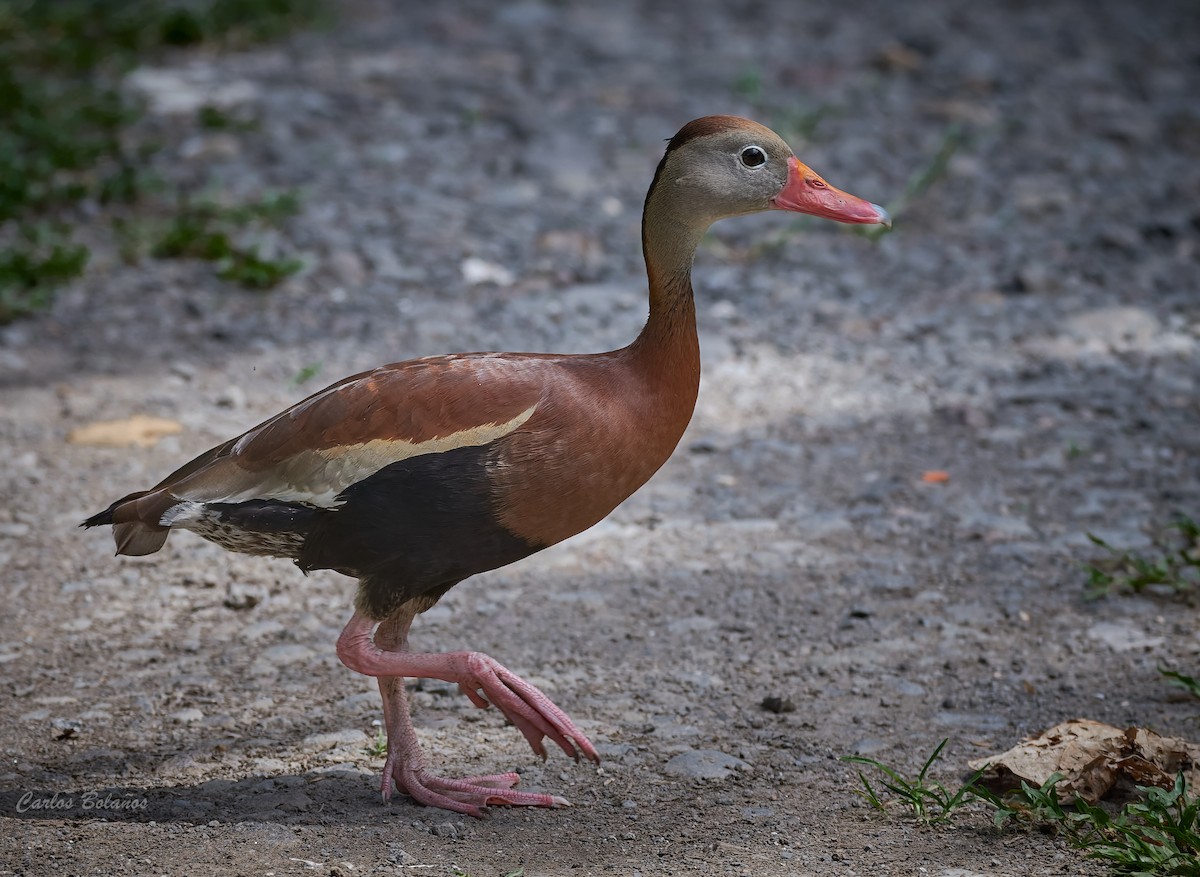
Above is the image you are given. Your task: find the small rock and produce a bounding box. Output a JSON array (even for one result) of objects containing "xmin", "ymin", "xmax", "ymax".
[
  {"xmin": 760, "ymin": 695, "xmax": 796, "ymax": 714},
  {"xmin": 256, "ymin": 643, "xmax": 315, "ymax": 668},
  {"xmin": 171, "ymin": 708, "xmax": 205, "ymax": 724},
  {"xmin": 387, "ymin": 845, "xmax": 417, "ymax": 865},
  {"xmin": 1066, "ymin": 306, "xmax": 1160, "ymax": 348},
  {"xmin": 933, "ymin": 711, "xmax": 1008, "ymax": 731},
  {"xmin": 1087, "ymin": 621, "xmax": 1166, "ymax": 653},
  {"xmin": 158, "ymin": 753, "xmax": 203, "ymax": 777},
  {"xmin": 461, "ymin": 257, "xmax": 514, "ymax": 286},
  {"xmin": 51, "ymin": 718, "xmax": 82, "ymax": 740},
  {"xmin": 215, "ymin": 385, "xmax": 246, "ymax": 410},
  {"xmin": 665, "ymin": 615, "xmax": 718, "ymax": 634},
  {"xmin": 710, "ymin": 299, "xmax": 738, "ymax": 320},
  {"xmin": 1096, "ymin": 225, "xmax": 1140, "ymax": 253},
  {"xmin": 430, "ymin": 820, "xmax": 465, "ymax": 838},
  {"xmin": 663, "ymin": 749, "xmax": 748, "ymax": 780},
  {"xmin": 126, "ymin": 67, "xmax": 260, "ymax": 116},
  {"xmin": 742, "ymin": 805, "xmax": 775, "ymax": 819},
  {"xmin": 957, "ymin": 511, "xmax": 1035, "ymax": 542},
  {"xmin": 1005, "ymin": 262, "xmax": 1056, "ymax": 294},
  {"xmin": 251, "ymin": 757, "xmax": 289, "ymax": 775},
  {"xmin": 301, "ymin": 729, "xmax": 367, "ymax": 750},
  {"xmin": 224, "ymin": 582, "xmax": 264, "ymax": 611},
  {"xmin": 328, "ymin": 250, "xmax": 367, "ymax": 287},
  {"xmin": 849, "ymin": 738, "xmax": 888, "ymax": 756},
  {"xmin": 278, "ymin": 789, "xmax": 312, "ymax": 812},
  {"xmin": 180, "ymin": 133, "xmax": 241, "ymax": 161}
]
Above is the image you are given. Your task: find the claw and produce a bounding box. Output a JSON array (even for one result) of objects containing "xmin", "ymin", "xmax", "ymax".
[
  {"xmin": 336, "ymin": 611, "xmax": 600, "ymax": 815},
  {"xmin": 452, "ymin": 651, "xmax": 600, "ymax": 764}
]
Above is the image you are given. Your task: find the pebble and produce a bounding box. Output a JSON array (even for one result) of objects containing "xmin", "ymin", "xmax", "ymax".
[
  {"xmin": 126, "ymin": 67, "xmax": 260, "ymax": 116},
  {"xmin": 253, "ymin": 644, "xmax": 316, "ymax": 672},
  {"xmin": 301, "ymin": 729, "xmax": 367, "ymax": 750},
  {"xmin": 663, "ymin": 749, "xmax": 749, "ymax": 780},
  {"xmin": 894, "ymin": 681, "xmax": 926, "ymax": 697},
  {"xmin": 461, "ymin": 257, "xmax": 514, "ymax": 287},
  {"xmin": 276, "ymin": 789, "xmax": 312, "ymax": 812},
  {"xmin": 430, "ymin": 820, "xmax": 466, "ymax": 838},
  {"xmin": 760, "ymin": 695, "xmax": 796, "ymax": 714},
  {"xmin": 742, "ymin": 806, "xmax": 775, "ymax": 818},
  {"xmin": 958, "ymin": 512, "xmax": 1036, "ymax": 541},
  {"xmin": 665, "ymin": 615, "xmax": 718, "ymax": 634},
  {"xmin": 849, "ymin": 738, "xmax": 889, "ymax": 756},
  {"xmin": 1066, "ymin": 306, "xmax": 1161, "ymax": 349},
  {"xmin": 933, "ymin": 712, "xmax": 1009, "ymax": 731},
  {"xmin": 215, "ymin": 385, "xmax": 246, "ymax": 410},
  {"xmin": 251, "ymin": 757, "xmax": 290, "ymax": 775},
  {"xmin": 1086, "ymin": 621, "xmax": 1166, "ymax": 653},
  {"xmin": 327, "ymin": 249, "xmax": 367, "ymax": 287}
]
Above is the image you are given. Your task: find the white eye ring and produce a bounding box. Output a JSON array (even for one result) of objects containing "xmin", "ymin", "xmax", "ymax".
[{"xmin": 739, "ymin": 145, "xmax": 768, "ymax": 169}]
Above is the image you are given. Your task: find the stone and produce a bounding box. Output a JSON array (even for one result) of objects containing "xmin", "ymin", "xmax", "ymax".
[{"xmin": 663, "ymin": 749, "xmax": 748, "ymax": 780}]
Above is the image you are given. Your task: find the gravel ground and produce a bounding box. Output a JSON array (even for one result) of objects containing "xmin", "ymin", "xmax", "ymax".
[{"xmin": 2, "ymin": 0, "xmax": 1199, "ymax": 874}]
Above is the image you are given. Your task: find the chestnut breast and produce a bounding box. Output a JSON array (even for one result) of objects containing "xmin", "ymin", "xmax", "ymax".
[{"xmin": 492, "ymin": 343, "xmax": 699, "ymax": 547}]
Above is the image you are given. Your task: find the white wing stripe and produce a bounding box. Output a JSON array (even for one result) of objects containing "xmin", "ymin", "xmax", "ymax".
[{"xmin": 204, "ymin": 404, "xmax": 537, "ymax": 508}]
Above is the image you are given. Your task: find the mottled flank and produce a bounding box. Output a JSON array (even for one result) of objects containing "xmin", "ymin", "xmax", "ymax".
[
  {"xmin": 163, "ymin": 499, "xmax": 317, "ymax": 558},
  {"xmin": 183, "ymin": 516, "xmax": 308, "ymax": 557}
]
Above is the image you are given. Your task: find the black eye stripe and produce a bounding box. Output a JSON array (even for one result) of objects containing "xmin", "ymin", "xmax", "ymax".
[{"xmin": 739, "ymin": 146, "xmax": 767, "ymax": 168}]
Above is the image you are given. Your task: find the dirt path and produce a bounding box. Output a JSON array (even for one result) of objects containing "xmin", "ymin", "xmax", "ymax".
[{"xmin": 2, "ymin": 1, "xmax": 1198, "ymax": 874}]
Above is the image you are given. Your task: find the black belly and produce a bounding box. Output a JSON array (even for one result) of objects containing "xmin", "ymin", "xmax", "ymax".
[{"xmin": 297, "ymin": 443, "xmax": 542, "ymax": 619}]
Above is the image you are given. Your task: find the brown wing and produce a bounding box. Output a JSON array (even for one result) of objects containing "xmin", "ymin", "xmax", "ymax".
[
  {"xmin": 88, "ymin": 353, "xmax": 548, "ymax": 554},
  {"xmin": 170, "ymin": 354, "xmax": 545, "ymax": 505}
]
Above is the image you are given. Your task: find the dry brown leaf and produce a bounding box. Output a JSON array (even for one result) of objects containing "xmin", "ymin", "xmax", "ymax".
[
  {"xmin": 67, "ymin": 415, "xmax": 183, "ymax": 448},
  {"xmin": 968, "ymin": 718, "xmax": 1200, "ymax": 804}
]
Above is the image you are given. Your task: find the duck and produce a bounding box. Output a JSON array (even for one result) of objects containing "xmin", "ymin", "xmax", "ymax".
[{"xmin": 83, "ymin": 115, "xmax": 889, "ymax": 817}]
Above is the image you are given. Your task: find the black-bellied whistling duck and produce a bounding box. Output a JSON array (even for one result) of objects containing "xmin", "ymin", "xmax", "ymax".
[{"xmin": 84, "ymin": 115, "xmax": 889, "ymax": 816}]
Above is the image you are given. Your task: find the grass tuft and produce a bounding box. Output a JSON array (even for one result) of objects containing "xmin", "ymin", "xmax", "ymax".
[
  {"xmin": 143, "ymin": 192, "xmax": 304, "ymax": 287},
  {"xmin": 1085, "ymin": 516, "xmax": 1200, "ymax": 599},
  {"xmin": 0, "ymin": 0, "xmax": 322, "ymax": 319},
  {"xmin": 0, "ymin": 226, "xmax": 89, "ymax": 324},
  {"xmin": 365, "ymin": 727, "xmax": 387, "ymax": 758},
  {"xmin": 846, "ymin": 741, "xmax": 1200, "ymax": 876},
  {"xmin": 1159, "ymin": 667, "xmax": 1200, "ymax": 702},
  {"xmin": 982, "ymin": 772, "xmax": 1200, "ymax": 876},
  {"xmin": 290, "ymin": 362, "xmax": 323, "ymax": 388},
  {"xmin": 842, "ymin": 738, "xmax": 988, "ymax": 825}
]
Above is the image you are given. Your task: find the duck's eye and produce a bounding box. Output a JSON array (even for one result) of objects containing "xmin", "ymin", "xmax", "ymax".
[{"xmin": 739, "ymin": 145, "xmax": 767, "ymax": 169}]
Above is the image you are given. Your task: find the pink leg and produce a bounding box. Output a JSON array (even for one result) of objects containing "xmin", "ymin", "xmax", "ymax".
[{"xmin": 339, "ymin": 610, "xmax": 598, "ymax": 816}]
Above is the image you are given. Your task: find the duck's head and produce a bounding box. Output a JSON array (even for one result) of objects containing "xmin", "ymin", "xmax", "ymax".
[{"xmin": 651, "ymin": 115, "xmax": 891, "ymax": 229}]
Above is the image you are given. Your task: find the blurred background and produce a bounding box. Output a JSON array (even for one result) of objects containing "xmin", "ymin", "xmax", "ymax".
[{"xmin": 1, "ymin": 1, "xmax": 1198, "ymax": 874}]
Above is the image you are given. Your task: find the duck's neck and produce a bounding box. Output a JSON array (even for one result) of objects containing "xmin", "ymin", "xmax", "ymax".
[{"xmin": 627, "ymin": 184, "xmax": 706, "ymax": 380}]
